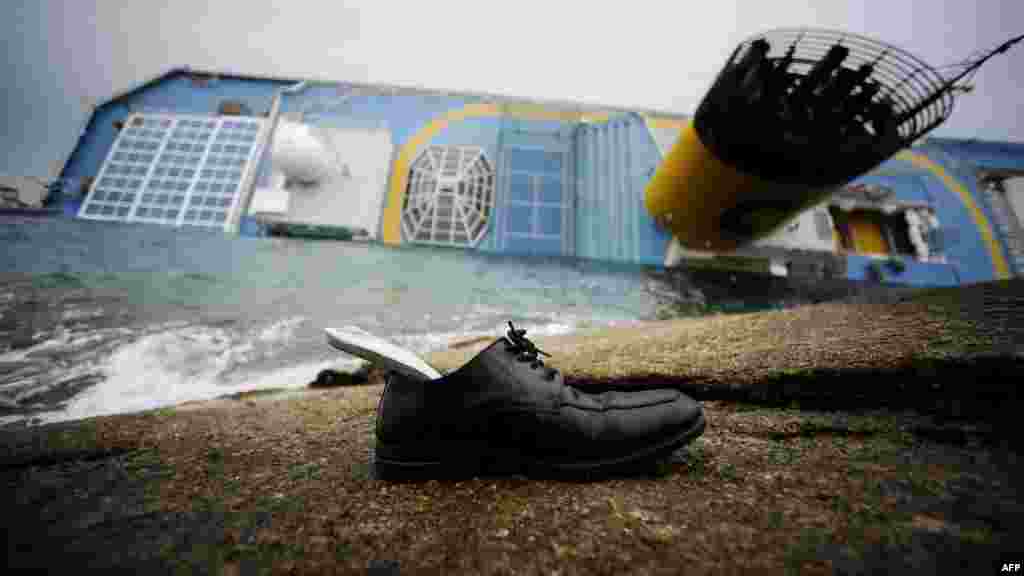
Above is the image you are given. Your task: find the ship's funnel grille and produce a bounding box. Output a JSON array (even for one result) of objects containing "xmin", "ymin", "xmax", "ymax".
[
  {"xmin": 695, "ymin": 28, "xmax": 954, "ymax": 186},
  {"xmin": 402, "ymin": 146, "xmax": 495, "ymax": 247}
]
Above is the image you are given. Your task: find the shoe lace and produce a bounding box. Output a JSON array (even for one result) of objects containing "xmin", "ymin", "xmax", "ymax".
[{"xmin": 504, "ymin": 321, "xmax": 558, "ymax": 381}]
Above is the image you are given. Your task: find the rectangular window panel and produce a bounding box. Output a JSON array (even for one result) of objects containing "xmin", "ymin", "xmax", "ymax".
[
  {"xmin": 510, "ymin": 173, "xmax": 532, "ymax": 202},
  {"xmin": 544, "ymin": 152, "xmax": 562, "ymax": 174},
  {"xmin": 538, "ymin": 206, "xmax": 562, "ymax": 235},
  {"xmin": 80, "ymin": 113, "xmax": 262, "ymax": 228},
  {"xmin": 539, "ymin": 176, "xmax": 562, "ymax": 203},
  {"xmin": 508, "ymin": 148, "xmax": 547, "ymax": 173},
  {"xmin": 506, "ymin": 205, "xmax": 533, "ymax": 234}
]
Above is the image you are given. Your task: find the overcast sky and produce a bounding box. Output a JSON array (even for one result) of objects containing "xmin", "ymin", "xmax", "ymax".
[{"xmin": 2, "ymin": 0, "xmax": 1022, "ymax": 179}]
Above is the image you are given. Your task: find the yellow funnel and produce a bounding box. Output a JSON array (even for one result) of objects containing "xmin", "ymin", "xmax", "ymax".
[{"xmin": 644, "ymin": 122, "xmax": 833, "ymax": 252}]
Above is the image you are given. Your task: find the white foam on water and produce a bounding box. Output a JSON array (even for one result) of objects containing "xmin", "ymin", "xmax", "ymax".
[
  {"xmin": 15, "ymin": 312, "xmax": 642, "ymax": 428},
  {"xmin": 61, "ymin": 307, "xmax": 107, "ymax": 321},
  {"xmin": 41, "ymin": 358, "xmax": 341, "ymax": 426},
  {"xmin": 39, "ymin": 316, "xmax": 317, "ymax": 424},
  {"xmin": 0, "ymin": 415, "xmax": 25, "ymax": 428}
]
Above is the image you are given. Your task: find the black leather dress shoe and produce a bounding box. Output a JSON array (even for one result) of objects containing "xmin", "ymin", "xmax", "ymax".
[{"xmin": 373, "ymin": 323, "xmax": 705, "ymax": 478}]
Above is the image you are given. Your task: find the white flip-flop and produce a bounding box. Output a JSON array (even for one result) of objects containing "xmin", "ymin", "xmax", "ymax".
[{"xmin": 324, "ymin": 326, "xmax": 442, "ymax": 382}]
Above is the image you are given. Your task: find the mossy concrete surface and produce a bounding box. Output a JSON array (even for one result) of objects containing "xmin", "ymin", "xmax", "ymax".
[{"xmin": 3, "ymin": 280, "xmax": 1022, "ymax": 574}]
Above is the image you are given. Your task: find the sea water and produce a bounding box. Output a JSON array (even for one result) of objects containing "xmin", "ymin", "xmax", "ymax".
[{"xmin": 1, "ymin": 216, "xmax": 683, "ymax": 427}]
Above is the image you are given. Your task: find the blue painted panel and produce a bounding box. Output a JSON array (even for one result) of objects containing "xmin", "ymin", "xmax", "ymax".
[
  {"xmin": 851, "ymin": 174, "xmax": 932, "ymax": 204},
  {"xmin": 495, "ymin": 122, "xmax": 572, "ymax": 256},
  {"xmin": 501, "ymin": 122, "xmax": 575, "ymax": 149},
  {"xmin": 927, "ymin": 138, "xmax": 1024, "ymax": 172},
  {"xmin": 920, "ymin": 142, "xmax": 1023, "ymax": 278},
  {"xmin": 504, "ymin": 235, "xmax": 561, "ymax": 256},
  {"xmin": 508, "ymin": 148, "xmax": 554, "ymax": 173},
  {"xmin": 574, "ymin": 114, "xmax": 667, "ymax": 265},
  {"xmin": 845, "ymin": 254, "xmax": 958, "ymax": 286},
  {"xmin": 238, "ymin": 216, "xmax": 267, "ymax": 237},
  {"xmin": 132, "ymin": 74, "xmax": 286, "ymax": 117},
  {"xmin": 538, "ymin": 206, "xmax": 561, "ymax": 235},
  {"xmin": 629, "ymin": 119, "xmax": 669, "ymax": 266},
  {"xmin": 539, "ymin": 176, "xmax": 561, "ymax": 203},
  {"xmin": 506, "ymin": 205, "xmax": 532, "ymax": 234},
  {"xmin": 510, "ymin": 174, "xmax": 532, "ymax": 202},
  {"xmin": 429, "ymin": 115, "xmax": 502, "ymax": 169},
  {"xmin": 544, "ymin": 153, "xmax": 563, "ymax": 173},
  {"xmin": 282, "ymin": 91, "xmax": 478, "ymax": 148},
  {"xmin": 62, "ymin": 199, "xmax": 83, "ymax": 217},
  {"xmin": 61, "ymin": 102, "xmax": 130, "ymax": 181},
  {"xmin": 502, "ymin": 117, "xmax": 567, "ymax": 135},
  {"xmin": 61, "ymin": 71, "xmax": 288, "ymax": 203},
  {"xmin": 912, "ymin": 147, "xmax": 998, "ymax": 283}
]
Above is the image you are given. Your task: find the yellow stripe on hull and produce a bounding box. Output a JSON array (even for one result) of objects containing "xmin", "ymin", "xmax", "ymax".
[
  {"xmin": 895, "ymin": 150, "xmax": 1010, "ymax": 280},
  {"xmin": 644, "ymin": 122, "xmax": 834, "ymax": 252}
]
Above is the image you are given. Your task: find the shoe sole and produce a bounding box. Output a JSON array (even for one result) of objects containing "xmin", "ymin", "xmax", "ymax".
[{"xmin": 373, "ymin": 411, "xmax": 706, "ymax": 481}]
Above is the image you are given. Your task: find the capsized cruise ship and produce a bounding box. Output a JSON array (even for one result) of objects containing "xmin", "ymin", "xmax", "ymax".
[{"xmin": 50, "ymin": 30, "xmax": 1024, "ymax": 287}]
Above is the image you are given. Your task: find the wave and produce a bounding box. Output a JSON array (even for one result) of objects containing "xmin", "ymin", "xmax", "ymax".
[
  {"xmin": 39, "ymin": 316, "xmax": 315, "ymax": 424},
  {"xmin": 18, "ymin": 312, "xmax": 628, "ymax": 426}
]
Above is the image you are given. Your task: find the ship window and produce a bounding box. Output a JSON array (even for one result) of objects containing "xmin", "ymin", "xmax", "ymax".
[
  {"xmin": 829, "ymin": 207, "xmax": 915, "ymax": 257},
  {"xmin": 79, "ymin": 113, "xmax": 263, "ymax": 229},
  {"xmin": 402, "ymin": 146, "xmax": 494, "ymax": 247}
]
